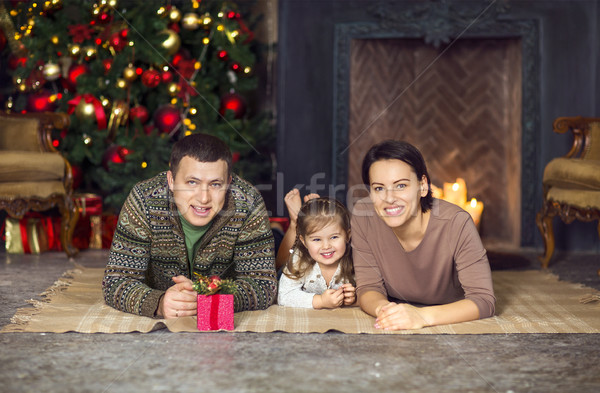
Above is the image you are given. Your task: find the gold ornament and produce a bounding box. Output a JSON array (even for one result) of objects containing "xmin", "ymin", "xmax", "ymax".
[
  {"xmin": 168, "ymin": 6, "xmax": 182, "ymax": 23},
  {"xmin": 160, "ymin": 29, "xmax": 181, "ymax": 55},
  {"xmin": 83, "ymin": 46, "xmax": 97, "ymax": 61},
  {"xmin": 181, "ymin": 12, "xmax": 199, "ymax": 30},
  {"xmin": 116, "ymin": 78, "xmax": 128, "ymax": 89},
  {"xmin": 107, "ymin": 99, "xmax": 129, "ymax": 141},
  {"xmin": 42, "ymin": 62, "xmax": 61, "ymax": 81},
  {"xmin": 75, "ymin": 100, "xmax": 97, "ymax": 122},
  {"xmin": 202, "ymin": 13, "xmax": 212, "ymax": 27},
  {"xmin": 68, "ymin": 44, "xmax": 81, "ymax": 57},
  {"xmin": 122, "ymin": 64, "xmax": 137, "ymax": 82},
  {"xmin": 166, "ymin": 82, "xmax": 180, "ymax": 96}
]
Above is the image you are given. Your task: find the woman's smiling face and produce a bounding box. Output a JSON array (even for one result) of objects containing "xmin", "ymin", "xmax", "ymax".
[{"xmin": 368, "ymin": 159, "xmax": 428, "ymax": 229}]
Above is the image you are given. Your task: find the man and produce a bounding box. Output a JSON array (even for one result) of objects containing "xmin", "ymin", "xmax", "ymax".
[{"xmin": 102, "ymin": 133, "xmax": 277, "ymax": 319}]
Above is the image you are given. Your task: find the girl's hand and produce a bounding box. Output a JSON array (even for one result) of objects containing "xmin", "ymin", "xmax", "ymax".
[
  {"xmin": 341, "ymin": 283, "xmax": 356, "ymax": 306},
  {"xmin": 374, "ymin": 302, "xmax": 428, "ymax": 330},
  {"xmin": 314, "ymin": 288, "xmax": 344, "ymax": 309}
]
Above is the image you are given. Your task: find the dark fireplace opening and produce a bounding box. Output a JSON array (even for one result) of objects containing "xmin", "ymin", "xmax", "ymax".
[{"xmin": 346, "ymin": 38, "xmax": 523, "ymax": 247}]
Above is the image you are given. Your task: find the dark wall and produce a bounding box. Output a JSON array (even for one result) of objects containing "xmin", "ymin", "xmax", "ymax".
[{"xmin": 276, "ymin": 0, "xmax": 600, "ymax": 252}]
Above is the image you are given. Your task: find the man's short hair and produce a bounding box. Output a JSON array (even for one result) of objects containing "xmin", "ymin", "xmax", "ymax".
[{"xmin": 169, "ymin": 133, "xmax": 233, "ymax": 178}]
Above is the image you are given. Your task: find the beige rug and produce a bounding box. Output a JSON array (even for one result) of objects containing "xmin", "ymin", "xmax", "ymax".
[{"xmin": 2, "ymin": 266, "xmax": 599, "ymax": 334}]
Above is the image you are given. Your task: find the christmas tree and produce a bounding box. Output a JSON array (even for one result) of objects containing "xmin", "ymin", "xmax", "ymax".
[{"xmin": 0, "ymin": 0, "xmax": 274, "ymax": 211}]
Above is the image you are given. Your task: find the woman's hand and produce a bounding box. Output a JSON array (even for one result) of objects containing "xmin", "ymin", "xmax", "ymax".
[
  {"xmin": 341, "ymin": 283, "xmax": 356, "ymax": 306},
  {"xmin": 374, "ymin": 302, "xmax": 429, "ymax": 330},
  {"xmin": 313, "ymin": 288, "xmax": 344, "ymax": 309}
]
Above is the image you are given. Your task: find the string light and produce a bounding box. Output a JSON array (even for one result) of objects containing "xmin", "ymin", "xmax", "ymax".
[{"xmin": 141, "ymin": 162, "xmax": 148, "ymax": 169}]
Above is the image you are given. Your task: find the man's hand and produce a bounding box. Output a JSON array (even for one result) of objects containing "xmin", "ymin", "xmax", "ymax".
[{"xmin": 156, "ymin": 276, "xmax": 197, "ymax": 319}]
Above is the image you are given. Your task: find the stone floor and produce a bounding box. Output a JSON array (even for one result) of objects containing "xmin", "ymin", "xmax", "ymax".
[{"xmin": 1, "ymin": 248, "xmax": 599, "ymax": 393}]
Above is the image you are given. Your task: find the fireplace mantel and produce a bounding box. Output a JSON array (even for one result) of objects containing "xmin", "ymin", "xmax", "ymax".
[{"xmin": 332, "ymin": 1, "xmax": 540, "ymax": 246}]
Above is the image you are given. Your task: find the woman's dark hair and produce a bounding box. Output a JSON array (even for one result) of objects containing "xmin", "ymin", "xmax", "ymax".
[
  {"xmin": 169, "ymin": 133, "xmax": 233, "ymax": 178},
  {"xmin": 284, "ymin": 197, "xmax": 355, "ymax": 286},
  {"xmin": 361, "ymin": 140, "xmax": 433, "ymax": 213}
]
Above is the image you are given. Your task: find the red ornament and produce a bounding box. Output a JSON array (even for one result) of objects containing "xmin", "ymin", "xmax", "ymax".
[
  {"xmin": 153, "ymin": 105, "xmax": 181, "ymax": 133},
  {"xmin": 161, "ymin": 70, "xmax": 174, "ymax": 83},
  {"xmin": 65, "ymin": 64, "xmax": 90, "ymax": 90},
  {"xmin": 129, "ymin": 105, "xmax": 149, "ymax": 124},
  {"xmin": 102, "ymin": 145, "xmax": 130, "ymax": 170},
  {"xmin": 232, "ymin": 152, "xmax": 241, "ymax": 164},
  {"xmin": 219, "ymin": 92, "xmax": 246, "ymax": 119},
  {"xmin": 102, "ymin": 58, "xmax": 113, "ymax": 73},
  {"xmin": 67, "ymin": 93, "xmax": 107, "ymax": 130},
  {"xmin": 96, "ymin": 11, "xmax": 112, "ymax": 24},
  {"xmin": 141, "ymin": 69, "xmax": 161, "ymax": 88},
  {"xmin": 26, "ymin": 90, "xmax": 56, "ymax": 112},
  {"xmin": 109, "ymin": 30, "xmax": 127, "ymax": 52},
  {"xmin": 8, "ymin": 55, "xmax": 27, "ymax": 70}
]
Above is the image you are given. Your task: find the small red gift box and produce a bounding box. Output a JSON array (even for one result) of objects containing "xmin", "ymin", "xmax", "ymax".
[{"xmin": 197, "ymin": 294, "xmax": 234, "ymax": 331}]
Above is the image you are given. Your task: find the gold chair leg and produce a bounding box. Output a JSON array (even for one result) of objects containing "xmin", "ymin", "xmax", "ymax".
[
  {"xmin": 536, "ymin": 206, "xmax": 555, "ymax": 269},
  {"xmin": 59, "ymin": 197, "xmax": 79, "ymax": 258}
]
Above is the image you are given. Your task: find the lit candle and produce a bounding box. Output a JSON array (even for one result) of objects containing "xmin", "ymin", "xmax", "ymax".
[
  {"xmin": 464, "ymin": 198, "xmax": 484, "ymax": 228},
  {"xmin": 431, "ymin": 184, "xmax": 444, "ymax": 199},
  {"xmin": 442, "ymin": 178, "xmax": 467, "ymax": 206}
]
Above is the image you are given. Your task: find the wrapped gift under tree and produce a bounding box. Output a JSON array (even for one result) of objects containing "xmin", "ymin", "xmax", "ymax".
[
  {"xmin": 2, "ymin": 212, "xmax": 63, "ymax": 254},
  {"xmin": 193, "ymin": 274, "xmax": 237, "ymax": 331},
  {"xmin": 4, "ymin": 216, "xmax": 47, "ymax": 254},
  {"xmin": 73, "ymin": 194, "xmax": 103, "ymax": 250}
]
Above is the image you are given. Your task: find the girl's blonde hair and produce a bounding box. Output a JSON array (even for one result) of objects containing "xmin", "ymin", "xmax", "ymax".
[{"xmin": 284, "ymin": 197, "xmax": 355, "ymax": 285}]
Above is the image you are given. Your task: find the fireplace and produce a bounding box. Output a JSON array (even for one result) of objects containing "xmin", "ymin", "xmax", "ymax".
[{"xmin": 332, "ymin": 3, "xmax": 540, "ymax": 247}]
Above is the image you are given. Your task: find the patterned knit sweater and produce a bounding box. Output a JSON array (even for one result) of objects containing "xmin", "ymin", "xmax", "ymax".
[{"xmin": 102, "ymin": 172, "xmax": 277, "ymax": 318}]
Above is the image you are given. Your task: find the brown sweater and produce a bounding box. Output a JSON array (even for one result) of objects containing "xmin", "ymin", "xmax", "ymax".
[{"xmin": 351, "ymin": 198, "xmax": 495, "ymax": 319}]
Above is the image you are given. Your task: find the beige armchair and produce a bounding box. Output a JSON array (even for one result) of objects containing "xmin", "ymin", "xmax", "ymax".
[
  {"xmin": 536, "ymin": 117, "xmax": 600, "ymax": 268},
  {"xmin": 0, "ymin": 112, "xmax": 79, "ymax": 257}
]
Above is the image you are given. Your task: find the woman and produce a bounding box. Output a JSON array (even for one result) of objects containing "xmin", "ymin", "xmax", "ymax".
[{"xmin": 351, "ymin": 140, "xmax": 495, "ymax": 330}]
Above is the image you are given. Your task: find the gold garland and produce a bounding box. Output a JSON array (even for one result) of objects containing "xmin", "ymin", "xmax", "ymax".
[{"xmin": 0, "ymin": 3, "xmax": 26, "ymax": 55}]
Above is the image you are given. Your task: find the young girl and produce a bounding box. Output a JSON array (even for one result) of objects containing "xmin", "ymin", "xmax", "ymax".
[{"xmin": 277, "ymin": 192, "xmax": 356, "ymax": 309}]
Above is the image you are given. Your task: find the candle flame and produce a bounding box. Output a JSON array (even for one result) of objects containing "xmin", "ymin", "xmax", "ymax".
[
  {"xmin": 452, "ymin": 183, "xmax": 459, "ymax": 191},
  {"xmin": 470, "ymin": 198, "xmax": 477, "ymax": 207}
]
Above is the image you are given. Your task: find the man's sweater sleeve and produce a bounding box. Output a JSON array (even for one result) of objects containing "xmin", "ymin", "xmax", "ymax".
[{"xmin": 102, "ymin": 187, "xmax": 165, "ymax": 317}]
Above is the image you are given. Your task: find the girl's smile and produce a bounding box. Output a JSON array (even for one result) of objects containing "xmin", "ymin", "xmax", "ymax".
[{"xmin": 300, "ymin": 222, "xmax": 347, "ymax": 268}]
